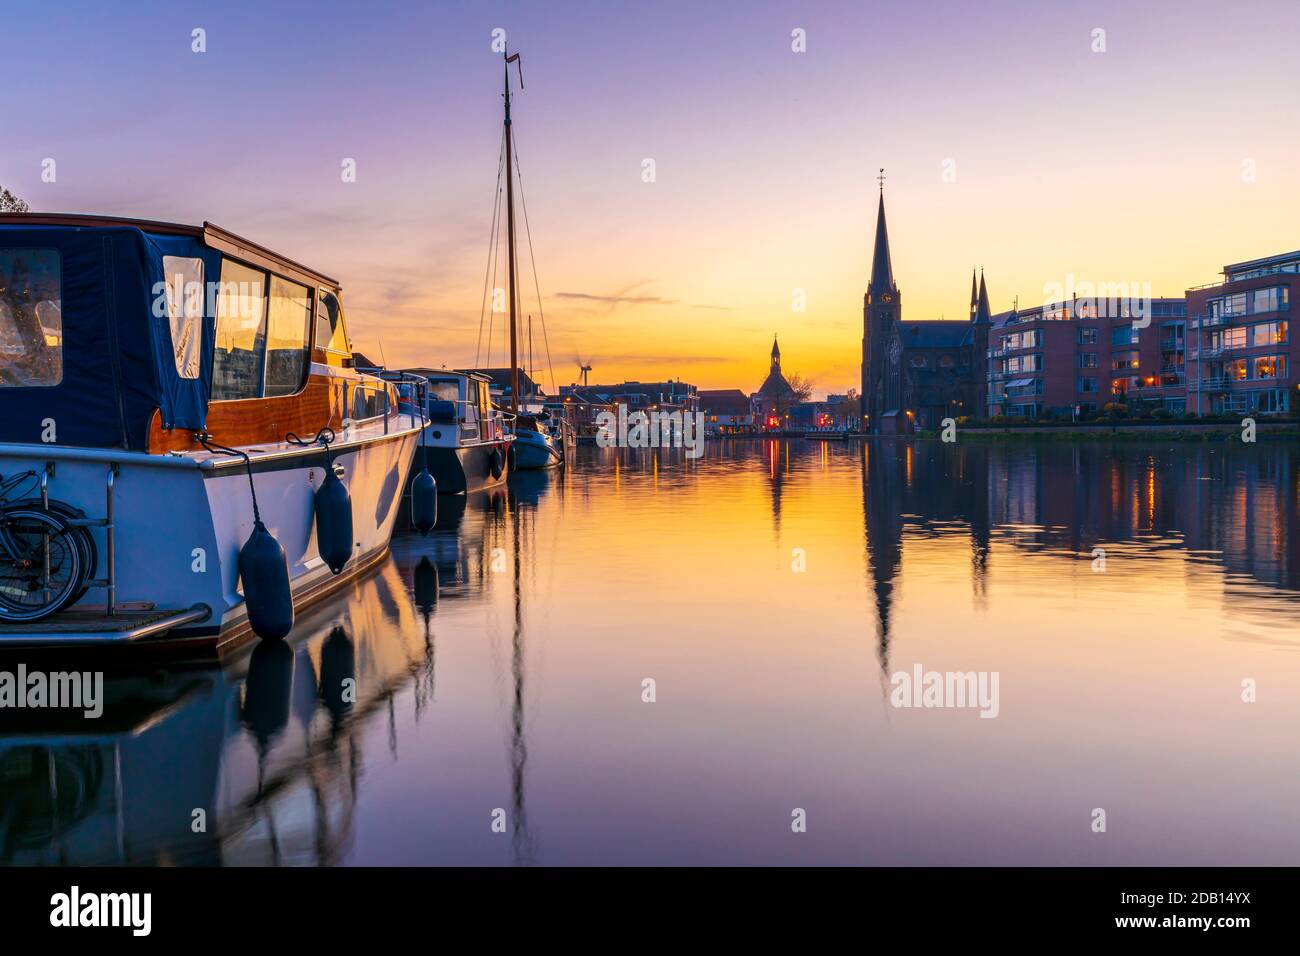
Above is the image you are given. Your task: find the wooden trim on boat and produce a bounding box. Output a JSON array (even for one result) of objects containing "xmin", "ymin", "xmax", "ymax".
[
  {"xmin": 148, "ymin": 375, "xmax": 342, "ymax": 452},
  {"xmin": 203, "ymin": 222, "xmax": 339, "ymax": 291},
  {"xmin": 0, "ymin": 212, "xmax": 204, "ymax": 237}
]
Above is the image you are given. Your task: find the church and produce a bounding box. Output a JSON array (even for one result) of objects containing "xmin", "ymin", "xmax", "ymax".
[
  {"xmin": 860, "ymin": 184, "xmax": 991, "ymax": 432},
  {"xmin": 753, "ymin": 335, "xmax": 796, "ymax": 425}
]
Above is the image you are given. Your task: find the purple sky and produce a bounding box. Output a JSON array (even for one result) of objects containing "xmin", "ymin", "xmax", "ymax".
[{"xmin": 6, "ymin": 0, "xmax": 1299, "ymax": 394}]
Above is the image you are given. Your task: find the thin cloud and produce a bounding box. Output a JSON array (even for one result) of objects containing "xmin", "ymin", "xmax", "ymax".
[{"xmin": 554, "ymin": 292, "xmax": 678, "ymax": 306}]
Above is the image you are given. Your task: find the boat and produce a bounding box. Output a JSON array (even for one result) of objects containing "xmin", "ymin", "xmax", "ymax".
[
  {"xmin": 0, "ymin": 213, "xmax": 422, "ymax": 652},
  {"xmin": 511, "ymin": 408, "xmax": 567, "ymax": 470},
  {"xmin": 479, "ymin": 45, "xmax": 569, "ymax": 475},
  {"xmin": 381, "ymin": 367, "xmax": 513, "ymax": 494}
]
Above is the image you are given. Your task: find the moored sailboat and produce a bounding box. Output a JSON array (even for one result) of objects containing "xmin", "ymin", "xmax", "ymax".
[{"xmin": 478, "ymin": 45, "xmax": 568, "ymax": 473}]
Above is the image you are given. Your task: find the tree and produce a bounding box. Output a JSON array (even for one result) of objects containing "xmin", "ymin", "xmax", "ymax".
[
  {"xmin": 786, "ymin": 373, "xmax": 815, "ymax": 403},
  {"xmin": 0, "ymin": 187, "xmax": 30, "ymax": 213}
]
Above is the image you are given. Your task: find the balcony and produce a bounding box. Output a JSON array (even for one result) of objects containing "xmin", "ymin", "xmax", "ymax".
[{"xmin": 1194, "ymin": 376, "xmax": 1231, "ymax": 391}]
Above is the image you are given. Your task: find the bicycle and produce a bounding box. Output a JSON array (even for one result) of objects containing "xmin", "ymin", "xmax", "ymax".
[{"xmin": 0, "ymin": 471, "xmax": 88, "ymax": 622}]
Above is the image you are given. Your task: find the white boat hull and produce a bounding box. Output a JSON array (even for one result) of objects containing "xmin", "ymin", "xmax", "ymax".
[{"xmin": 0, "ymin": 420, "xmax": 420, "ymax": 650}]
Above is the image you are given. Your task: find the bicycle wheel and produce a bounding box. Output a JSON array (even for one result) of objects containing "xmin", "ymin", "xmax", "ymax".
[
  {"xmin": 0, "ymin": 508, "xmax": 83, "ymax": 622},
  {"xmin": 9, "ymin": 498, "xmax": 98, "ymax": 603}
]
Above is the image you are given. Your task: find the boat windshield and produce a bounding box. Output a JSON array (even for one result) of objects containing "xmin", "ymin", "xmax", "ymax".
[{"xmin": 425, "ymin": 379, "xmax": 460, "ymax": 403}]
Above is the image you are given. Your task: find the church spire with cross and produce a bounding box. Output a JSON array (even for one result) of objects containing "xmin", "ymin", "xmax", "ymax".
[{"xmin": 869, "ymin": 169, "xmax": 895, "ymax": 295}]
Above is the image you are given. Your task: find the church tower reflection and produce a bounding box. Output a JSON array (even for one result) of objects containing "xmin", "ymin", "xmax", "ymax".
[{"xmin": 861, "ymin": 442, "xmax": 904, "ymax": 674}]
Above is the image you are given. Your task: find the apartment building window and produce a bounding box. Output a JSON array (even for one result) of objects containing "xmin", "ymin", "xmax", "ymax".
[
  {"xmin": 1078, "ymin": 377, "xmax": 1098, "ymax": 393},
  {"xmin": 1002, "ymin": 330, "xmax": 1040, "ymax": 350},
  {"xmin": 1211, "ymin": 327, "xmax": 1247, "ymax": 351},
  {"xmin": 1250, "ymin": 320, "xmax": 1288, "ymax": 346},
  {"xmin": 1253, "ymin": 355, "xmax": 1287, "ymax": 379},
  {"xmin": 1078, "ymin": 327, "xmax": 1098, "ymax": 345},
  {"xmin": 1004, "ymin": 353, "xmax": 1042, "ymax": 374},
  {"xmin": 1210, "ymin": 292, "xmax": 1248, "ymax": 318},
  {"xmin": 1250, "ymin": 389, "xmax": 1289, "ymax": 413},
  {"xmin": 1208, "ymin": 286, "xmax": 1289, "ymax": 318},
  {"xmin": 1111, "ymin": 325, "xmax": 1139, "ymax": 346},
  {"xmin": 1251, "ymin": 287, "xmax": 1288, "ymax": 313},
  {"xmin": 1111, "ymin": 350, "xmax": 1139, "ymax": 371},
  {"xmin": 1078, "ymin": 353, "xmax": 1098, "ymax": 368}
]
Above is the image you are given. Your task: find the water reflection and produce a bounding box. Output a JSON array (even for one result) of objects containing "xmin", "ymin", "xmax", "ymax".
[
  {"xmin": 858, "ymin": 440, "xmax": 1300, "ymax": 653},
  {"xmin": 2, "ymin": 439, "xmax": 1299, "ymax": 865}
]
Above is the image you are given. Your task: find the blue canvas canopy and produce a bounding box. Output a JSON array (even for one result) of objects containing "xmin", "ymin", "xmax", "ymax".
[{"xmin": 0, "ymin": 222, "xmax": 222, "ymax": 450}]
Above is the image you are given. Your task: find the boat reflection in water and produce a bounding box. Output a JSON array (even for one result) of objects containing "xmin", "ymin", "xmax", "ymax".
[
  {"xmin": 0, "ymin": 557, "xmax": 451, "ymax": 866},
  {"xmin": 0, "ymin": 475, "xmax": 544, "ymax": 866}
]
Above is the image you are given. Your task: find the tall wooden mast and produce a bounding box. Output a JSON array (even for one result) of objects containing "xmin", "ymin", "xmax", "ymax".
[{"xmin": 504, "ymin": 48, "xmax": 523, "ymax": 415}]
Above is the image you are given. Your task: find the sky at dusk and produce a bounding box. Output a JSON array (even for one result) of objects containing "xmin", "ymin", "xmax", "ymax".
[{"xmin": 5, "ymin": 0, "xmax": 1300, "ymax": 397}]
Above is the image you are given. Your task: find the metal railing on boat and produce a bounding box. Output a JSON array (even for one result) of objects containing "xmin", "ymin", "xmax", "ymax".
[
  {"xmin": 0, "ymin": 461, "xmax": 213, "ymax": 646},
  {"xmin": 42, "ymin": 461, "xmax": 118, "ymax": 614}
]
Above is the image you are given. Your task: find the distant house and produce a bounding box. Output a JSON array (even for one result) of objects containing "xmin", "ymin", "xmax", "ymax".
[
  {"xmin": 559, "ymin": 379, "xmax": 698, "ymax": 414},
  {"xmin": 698, "ymin": 388, "xmax": 754, "ymax": 436},
  {"xmin": 551, "ymin": 386, "xmax": 617, "ymax": 439}
]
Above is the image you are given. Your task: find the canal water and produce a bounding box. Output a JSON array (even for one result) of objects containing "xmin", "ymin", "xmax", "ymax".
[{"xmin": 3, "ymin": 438, "xmax": 1299, "ymax": 865}]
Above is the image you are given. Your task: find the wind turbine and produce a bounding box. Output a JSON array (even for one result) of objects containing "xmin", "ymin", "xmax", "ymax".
[{"xmin": 575, "ymin": 356, "xmax": 592, "ymax": 387}]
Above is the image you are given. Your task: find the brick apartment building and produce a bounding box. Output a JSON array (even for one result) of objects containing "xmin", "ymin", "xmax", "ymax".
[
  {"xmin": 1184, "ymin": 249, "xmax": 1295, "ymax": 416},
  {"xmin": 985, "ymin": 298, "xmax": 1189, "ymax": 418},
  {"xmin": 984, "ymin": 248, "xmax": 1297, "ymax": 420}
]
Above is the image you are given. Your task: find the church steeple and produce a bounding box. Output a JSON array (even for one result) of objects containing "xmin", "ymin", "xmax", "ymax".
[
  {"xmin": 975, "ymin": 270, "xmax": 991, "ymax": 324},
  {"xmin": 969, "ymin": 269, "xmax": 979, "ymax": 318},
  {"xmin": 770, "ymin": 334, "xmax": 781, "ymax": 368},
  {"xmin": 869, "ymin": 189, "xmax": 895, "ymax": 295}
]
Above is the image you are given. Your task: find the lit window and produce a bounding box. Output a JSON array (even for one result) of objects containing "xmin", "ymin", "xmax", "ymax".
[
  {"xmin": 265, "ymin": 276, "xmax": 312, "ymax": 397},
  {"xmin": 212, "ymin": 261, "xmax": 267, "ymax": 401}
]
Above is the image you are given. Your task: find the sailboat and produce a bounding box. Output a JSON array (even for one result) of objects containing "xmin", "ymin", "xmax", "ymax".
[{"xmin": 484, "ymin": 46, "xmax": 567, "ymax": 472}]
